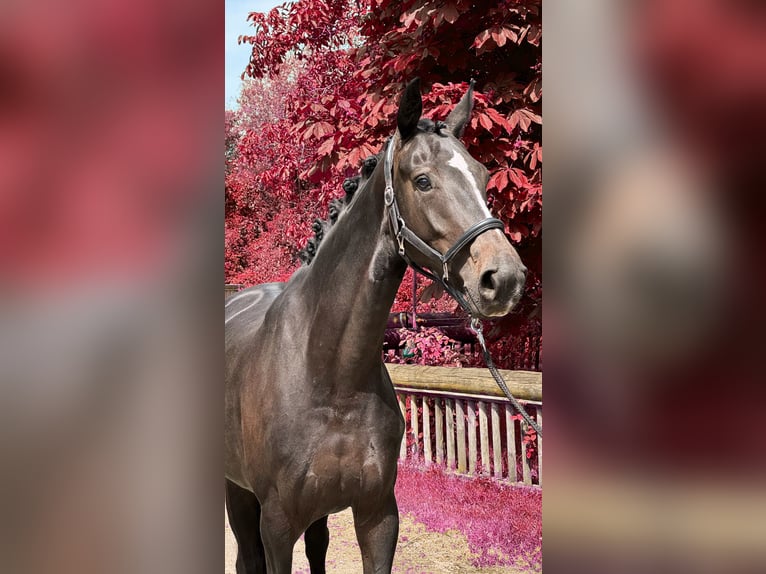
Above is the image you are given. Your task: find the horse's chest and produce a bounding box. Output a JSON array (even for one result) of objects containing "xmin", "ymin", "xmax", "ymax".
[{"xmin": 301, "ymin": 407, "xmax": 400, "ymax": 503}]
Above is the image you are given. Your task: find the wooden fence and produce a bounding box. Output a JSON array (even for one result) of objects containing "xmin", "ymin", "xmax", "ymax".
[{"xmin": 386, "ymin": 364, "xmax": 542, "ymax": 486}]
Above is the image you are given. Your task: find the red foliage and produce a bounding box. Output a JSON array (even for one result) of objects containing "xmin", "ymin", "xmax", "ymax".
[
  {"xmin": 226, "ymin": 0, "xmax": 542, "ymax": 367},
  {"xmin": 514, "ymin": 414, "xmax": 539, "ymax": 466},
  {"xmin": 386, "ymin": 326, "xmax": 468, "ymax": 367},
  {"xmin": 395, "ymin": 462, "xmax": 542, "ymax": 568}
]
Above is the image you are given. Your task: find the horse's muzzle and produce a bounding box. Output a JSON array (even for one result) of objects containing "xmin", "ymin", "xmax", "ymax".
[
  {"xmin": 463, "ymin": 232, "xmax": 527, "ymax": 318},
  {"xmin": 476, "ymin": 260, "xmax": 526, "ymax": 317}
]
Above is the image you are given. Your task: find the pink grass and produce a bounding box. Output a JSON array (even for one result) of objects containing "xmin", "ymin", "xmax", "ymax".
[{"xmin": 395, "ymin": 461, "xmax": 542, "ymax": 569}]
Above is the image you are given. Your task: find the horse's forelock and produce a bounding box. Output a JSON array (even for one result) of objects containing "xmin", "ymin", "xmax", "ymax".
[{"xmin": 416, "ymin": 118, "xmax": 449, "ymax": 137}]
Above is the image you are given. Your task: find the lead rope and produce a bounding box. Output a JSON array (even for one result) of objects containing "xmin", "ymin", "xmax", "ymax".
[{"xmin": 471, "ymin": 318, "xmax": 542, "ymax": 437}]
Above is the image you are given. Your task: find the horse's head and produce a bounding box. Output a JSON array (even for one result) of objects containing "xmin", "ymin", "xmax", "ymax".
[{"xmin": 388, "ymin": 78, "xmax": 526, "ymax": 318}]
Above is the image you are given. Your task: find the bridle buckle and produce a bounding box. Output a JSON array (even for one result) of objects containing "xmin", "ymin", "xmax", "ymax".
[{"xmin": 384, "ymin": 185, "xmax": 394, "ymax": 206}]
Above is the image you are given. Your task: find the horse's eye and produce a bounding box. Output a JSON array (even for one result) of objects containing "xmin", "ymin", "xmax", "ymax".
[{"xmin": 414, "ymin": 175, "xmax": 432, "ymax": 191}]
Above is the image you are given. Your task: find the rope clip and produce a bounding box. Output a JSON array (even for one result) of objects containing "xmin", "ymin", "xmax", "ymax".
[{"xmin": 396, "ymin": 230, "xmax": 405, "ymax": 257}]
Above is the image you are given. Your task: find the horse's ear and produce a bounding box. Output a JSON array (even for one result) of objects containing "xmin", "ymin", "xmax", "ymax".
[
  {"xmin": 397, "ymin": 78, "xmax": 422, "ymax": 141},
  {"xmin": 445, "ymin": 79, "xmax": 475, "ymax": 138}
]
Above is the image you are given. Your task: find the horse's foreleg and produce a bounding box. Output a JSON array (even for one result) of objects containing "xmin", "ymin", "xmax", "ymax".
[
  {"xmin": 304, "ymin": 515, "xmax": 330, "ymax": 573},
  {"xmin": 259, "ymin": 501, "xmax": 298, "ymax": 574},
  {"xmin": 353, "ymin": 493, "xmax": 399, "ymax": 574},
  {"xmin": 225, "ymin": 480, "xmax": 267, "ymax": 574}
]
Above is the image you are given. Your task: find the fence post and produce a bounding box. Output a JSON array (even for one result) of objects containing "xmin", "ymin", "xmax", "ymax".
[
  {"xmin": 435, "ymin": 398, "xmax": 444, "ymax": 465},
  {"xmin": 505, "ymin": 405, "xmax": 517, "ymax": 482},
  {"xmin": 522, "ymin": 419, "xmax": 532, "ymax": 485},
  {"xmin": 467, "ymin": 400, "xmax": 477, "ymax": 475},
  {"xmin": 478, "ymin": 401, "xmax": 490, "ymax": 475},
  {"xmin": 422, "ymin": 397, "xmax": 431, "ymax": 464},
  {"xmin": 398, "ymin": 393, "xmax": 407, "ymax": 460},
  {"xmin": 446, "ymin": 399, "xmax": 455, "ymax": 469},
  {"xmin": 456, "ymin": 399, "xmax": 467, "ymax": 473},
  {"xmin": 411, "ymin": 395, "xmax": 419, "ymax": 458},
  {"xmin": 536, "ymin": 405, "xmax": 542, "ymax": 485},
  {"xmin": 491, "ymin": 402, "xmax": 503, "ymax": 478}
]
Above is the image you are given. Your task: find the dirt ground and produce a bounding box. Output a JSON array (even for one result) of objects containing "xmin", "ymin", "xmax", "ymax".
[{"xmin": 225, "ymin": 508, "xmax": 538, "ymax": 573}]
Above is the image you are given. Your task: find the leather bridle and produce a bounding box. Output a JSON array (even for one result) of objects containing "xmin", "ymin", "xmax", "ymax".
[{"xmin": 383, "ymin": 137, "xmax": 505, "ymax": 314}]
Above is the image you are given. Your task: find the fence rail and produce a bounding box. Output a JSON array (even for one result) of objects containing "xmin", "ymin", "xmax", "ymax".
[{"xmin": 386, "ymin": 364, "xmax": 542, "ymax": 486}]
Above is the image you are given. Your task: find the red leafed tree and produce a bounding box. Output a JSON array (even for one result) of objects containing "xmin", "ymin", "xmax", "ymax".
[{"xmin": 226, "ymin": 0, "xmax": 541, "ymax": 367}]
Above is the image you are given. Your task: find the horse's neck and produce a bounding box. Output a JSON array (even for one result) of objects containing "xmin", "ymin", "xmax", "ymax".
[{"xmin": 300, "ymin": 166, "xmax": 407, "ymax": 377}]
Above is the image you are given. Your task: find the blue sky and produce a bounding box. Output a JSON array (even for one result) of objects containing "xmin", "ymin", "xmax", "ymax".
[{"xmin": 226, "ymin": 0, "xmax": 281, "ymax": 109}]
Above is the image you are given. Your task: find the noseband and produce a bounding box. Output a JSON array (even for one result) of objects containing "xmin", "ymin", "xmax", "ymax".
[{"xmin": 383, "ymin": 137, "xmax": 505, "ymax": 314}]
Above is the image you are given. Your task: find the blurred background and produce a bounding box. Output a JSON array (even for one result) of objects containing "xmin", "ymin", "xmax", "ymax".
[
  {"xmin": 545, "ymin": 0, "xmax": 766, "ymax": 572},
  {"xmin": 0, "ymin": 0, "xmax": 222, "ymax": 572}
]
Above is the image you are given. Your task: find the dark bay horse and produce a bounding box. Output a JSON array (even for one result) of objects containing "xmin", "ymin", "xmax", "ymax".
[{"xmin": 225, "ymin": 78, "xmax": 527, "ymax": 573}]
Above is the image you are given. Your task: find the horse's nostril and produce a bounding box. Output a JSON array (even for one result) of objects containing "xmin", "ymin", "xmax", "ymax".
[{"xmin": 480, "ymin": 269, "xmax": 497, "ymax": 292}]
